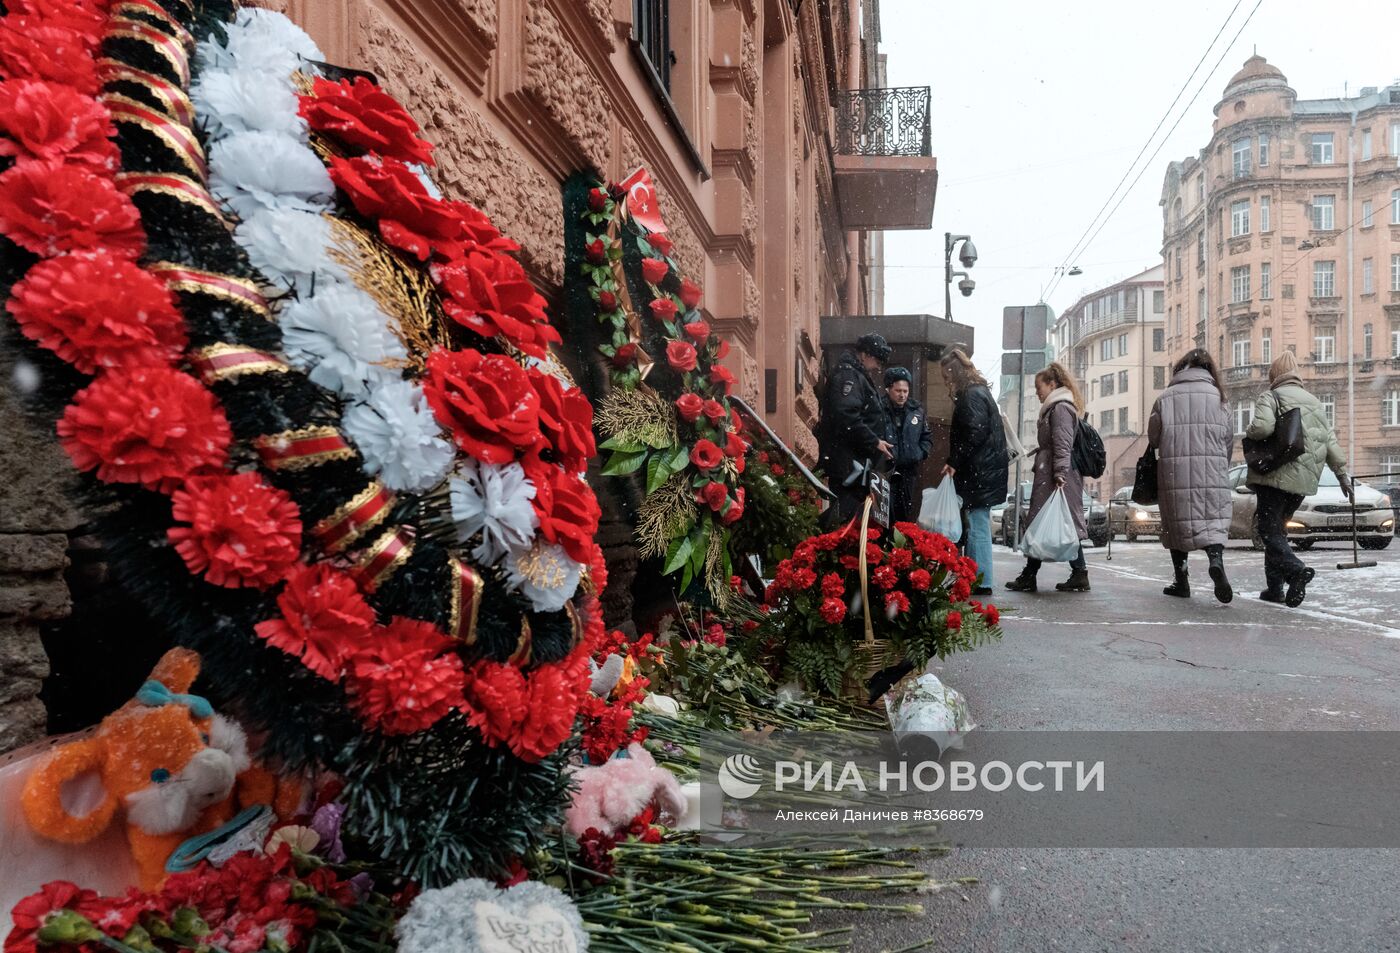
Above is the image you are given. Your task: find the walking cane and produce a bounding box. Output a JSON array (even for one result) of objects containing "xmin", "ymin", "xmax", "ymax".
[{"xmin": 1337, "ymin": 488, "xmax": 1377, "ymax": 571}]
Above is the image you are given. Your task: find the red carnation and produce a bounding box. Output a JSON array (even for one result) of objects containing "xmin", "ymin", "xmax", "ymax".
[
  {"xmin": 529, "ymin": 367, "xmax": 596, "ymax": 473},
  {"xmin": 820, "ymin": 597, "xmax": 847, "ymax": 625},
  {"xmin": 641, "ymin": 257, "xmax": 668, "ymax": 284},
  {"xmin": 0, "ymin": 80, "xmax": 115, "ymax": 170},
  {"xmin": 666, "ymin": 339, "xmax": 697, "ymax": 372},
  {"xmin": 647, "ymin": 233, "xmax": 674, "ymax": 258},
  {"xmin": 462, "ymin": 650, "xmax": 590, "ymax": 761},
  {"xmin": 423, "ymin": 348, "xmax": 542, "ymax": 463},
  {"xmin": 721, "ymin": 487, "xmax": 746, "ymax": 525},
  {"xmin": 689, "ymin": 438, "xmax": 723, "ymax": 470},
  {"xmin": 7, "ymin": 251, "xmax": 186, "ymax": 373},
  {"xmin": 873, "ymin": 565, "xmax": 898, "ymax": 590},
  {"xmin": 674, "ymin": 392, "xmax": 704, "ymax": 423},
  {"xmin": 649, "ymin": 296, "xmax": 678, "ymax": 323},
  {"xmin": 683, "ymin": 319, "xmax": 710, "ymax": 341},
  {"xmin": 587, "ymin": 187, "xmax": 608, "ymax": 211},
  {"xmin": 946, "ymin": 610, "xmax": 963, "ymax": 631},
  {"xmin": 889, "ymin": 547, "xmax": 913, "ymax": 570},
  {"xmin": 885, "ymin": 591, "xmax": 911, "ymax": 615},
  {"xmin": 679, "ymin": 278, "xmax": 703, "ymax": 310},
  {"xmin": 299, "ymin": 76, "xmax": 434, "ymax": 166},
  {"xmin": 0, "ymin": 19, "xmax": 98, "ymax": 93},
  {"xmin": 585, "ymin": 237, "xmax": 606, "ymax": 263},
  {"xmin": 255, "ymin": 563, "xmax": 375, "ymax": 680},
  {"xmin": 432, "ymin": 249, "xmax": 560, "ymax": 358},
  {"xmin": 770, "ymin": 462, "xmax": 785, "ymax": 476},
  {"xmin": 697, "ymin": 480, "xmax": 727, "ymax": 512},
  {"xmin": 611, "ymin": 342, "xmax": 637, "ymax": 368},
  {"xmin": 821, "ymin": 572, "xmax": 844, "ymax": 598},
  {"xmin": 980, "ymin": 603, "xmax": 1001, "ymax": 625},
  {"xmin": 7, "ymin": 880, "xmax": 102, "ymax": 953},
  {"xmin": 167, "ymin": 473, "xmax": 302, "ymax": 589},
  {"xmin": 327, "ymin": 153, "xmax": 462, "ymax": 260},
  {"xmin": 598, "ymin": 289, "xmax": 618, "ymax": 311},
  {"xmin": 524, "ymin": 457, "xmax": 601, "ymax": 564},
  {"xmin": 345, "ymin": 617, "xmax": 464, "ymax": 736},
  {"xmin": 57, "ymin": 367, "xmax": 230, "ymax": 492},
  {"xmin": 0, "ymin": 160, "xmax": 143, "ymax": 258},
  {"xmin": 909, "ymin": 568, "xmax": 932, "ymax": 591},
  {"xmin": 8, "ymin": 0, "xmax": 106, "ymax": 44}
]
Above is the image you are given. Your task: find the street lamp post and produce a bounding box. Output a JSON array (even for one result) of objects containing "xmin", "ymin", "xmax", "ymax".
[{"xmin": 945, "ymin": 232, "xmax": 978, "ymax": 320}]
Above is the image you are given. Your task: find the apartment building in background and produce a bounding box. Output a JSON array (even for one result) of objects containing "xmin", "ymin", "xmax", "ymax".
[
  {"xmin": 1161, "ymin": 55, "xmax": 1400, "ymax": 482},
  {"xmin": 1051, "ymin": 265, "xmax": 1167, "ymax": 493}
]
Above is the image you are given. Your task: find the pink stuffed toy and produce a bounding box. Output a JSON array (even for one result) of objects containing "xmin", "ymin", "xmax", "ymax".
[{"xmin": 564, "ymin": 743, "xmax": 685, "ymax": 837}]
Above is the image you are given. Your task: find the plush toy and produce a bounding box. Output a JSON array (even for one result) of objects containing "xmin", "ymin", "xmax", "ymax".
[
  {"xmin": 564, "ymin": 742, "xmax": 686, "ymax": 837},
  {"xmin": 21, "ymin": 648, "xmax": 275, "ymax": 889}
]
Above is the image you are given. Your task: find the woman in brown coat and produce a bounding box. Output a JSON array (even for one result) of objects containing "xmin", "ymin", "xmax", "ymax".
[{"xmin": 1005, "ymin": 362, "xmax": 1089, "ymax": 593}]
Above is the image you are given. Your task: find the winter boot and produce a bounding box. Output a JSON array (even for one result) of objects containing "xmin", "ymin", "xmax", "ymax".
[
  {"xmin": 1206, "ymin": 546, "xmax": 1233, "ymax": 604},
  {"xmin": 1259, "ymin": 587, "xmax": 1286, "ymax": 603},
  {"xmin": 1055, "ymin": 569, "xmax": 1091, "ymax": 592},
  {"xmin": 1284, "ymin": 566, "xmax": 1315, "ymax": 608},
  {"xmin": 1163, "ymin": 551, "xmax": 1190, "ymax": 598},
  {"xmin": 1004, "ymin": 569, "xmax": 1038, "ymax": 593}
]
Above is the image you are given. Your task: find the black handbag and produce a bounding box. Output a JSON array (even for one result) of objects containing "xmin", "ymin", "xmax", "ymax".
[
  {"xmin": 1241, "ymin": 392, "xmax": 1304, "ymax": 474},
  {"xmin": 1131, "ymin": 447, "xmax": 1158, "ymax": 505}
]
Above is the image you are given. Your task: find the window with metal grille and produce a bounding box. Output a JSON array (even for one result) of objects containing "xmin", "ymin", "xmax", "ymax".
[{"xmin": 633, "ymin": 0, "xmax": 673, "ymax": 92}]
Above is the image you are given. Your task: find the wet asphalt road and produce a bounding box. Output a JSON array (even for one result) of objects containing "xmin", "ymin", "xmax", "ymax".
[{"xmin": 838, "ymin": 539, "xmax": 1400, "ymax": 952}]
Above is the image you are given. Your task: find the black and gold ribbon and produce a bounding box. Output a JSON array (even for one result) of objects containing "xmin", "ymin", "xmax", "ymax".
[
  {"xmin": 99, "ymin": 60, "xmax": 194, "ymax": 126},
  {"xmin": 311, "ymin": 482, "xmax": 395, "ymax": 554},
  {"xmin": 253, "ymin": 426, "xmax": 357, "ymax": 472},
  {"xmin": 110, "ymin": 0, "xmax": 195, "ymax": 51},
  {"xmin": 149, "ymin": 263, "xmax": 272, "ymax": 320},
  {"xmin": 188, "ymin": 343, "xmax": 289, "ymax": 385},
  {"xmin": 447, "ymin": 556, "xmax": 484, "ymax": 645},
  {"xmin": 106, "ymin": 93, "xmax": 206, "ymax": 180},
  {"xmin": 349, "ymin": 527, "xmax": 415, "ymax": 593},
  {"xmin": 116, "ymin": 172, "xmax": 222, "ymax": 219},
  {"xmin": 104, "ymin": 23, "xmax": 191, "ymax": 87}
]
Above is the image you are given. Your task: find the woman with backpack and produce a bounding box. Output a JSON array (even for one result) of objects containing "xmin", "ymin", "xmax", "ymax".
[
  {"xmin": 1005, "ymin": 362, "xmax": 1090, "ymax": 593},
  {"xmin": 940, "ymin": 348, "xmax": 1009, "ymax": 594},
  {"xmin": 1245, "ymin": 351, "xmax": 1352, "ymax": 607},
  {"xmin": 1147, "ymin": 348, "xmax": 1234, "ymax": 603}
]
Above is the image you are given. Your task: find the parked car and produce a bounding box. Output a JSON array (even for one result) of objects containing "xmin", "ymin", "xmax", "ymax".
[
  {"xmin": 1226, "ymin": 465, "xmax": 1394, "ymax": 550},
  {"xmin": 1106, "ymin": 486, "xmax": 1162, "ymax": 542},
  {"xmin": 998, "ymin": 483, "xmax": 1109, "ymax": 548},
  {"xmin": 1379, "ymin": 481, "xmax": 1400, "ymax": 536}
]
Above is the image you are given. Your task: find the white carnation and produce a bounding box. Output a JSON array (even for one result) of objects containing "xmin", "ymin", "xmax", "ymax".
[
  {"xmin": 198, "ymin": 9, "xmax": 324, "ymax": 76},
  {"xmin": 343, "ymin": 381, "xmax": 454, "ymax": 493},
  {"xmin": 504, "ymin": 541, "xmax": 582, "ymax": 613},
  {"xmin": 235, "ymin": 208, "xmax": 345, "ymax": 293},
  {"xmin": 450, "ymin": 461, "xmax": 537, "ymax": 565},
  {"xmin": 210, "ymin": 131, "xmax": 333, "ymax": 220},
  {"xmin": 193, "ymin": 67, "xmax": 305, "ymax": 141},
  {"xmin": 279, "ymin": 281, "xmax": 406, "ymax": 397}
]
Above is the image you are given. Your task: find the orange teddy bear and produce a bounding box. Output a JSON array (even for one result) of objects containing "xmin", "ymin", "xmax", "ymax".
[{"xmin": 21, "ymin": 647, "xmax": 296, "ymax": 889}]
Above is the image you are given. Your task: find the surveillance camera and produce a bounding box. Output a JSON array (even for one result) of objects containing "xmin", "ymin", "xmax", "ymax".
[
  {"xmin": 958, "ymin": 277, "xmax": 976, "ymax": 297},
  {"xmin": 959, "ymin": 239, "xmax": 978, "ymax": 268}
]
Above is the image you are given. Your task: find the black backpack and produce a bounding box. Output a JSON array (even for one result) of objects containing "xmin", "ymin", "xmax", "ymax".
[{"xmin": 1071, "ymin": 414, "xmax": 1106, "ymax": 478}]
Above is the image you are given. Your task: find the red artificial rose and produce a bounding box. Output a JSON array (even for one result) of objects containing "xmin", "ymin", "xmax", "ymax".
[
  {"xmin": 721, "ymin": 487, "xmax": 746, "ymax": 525},
  {"xmin": 587, "ymin": 187, "xmax": 608, "ymax": 211},
  {"xmin": 299, "ymin": 76, "xmax": 435, "ymax": 166},
  {"xmin": 946, "ymin": 610, "xmax": 963, "ymax": 631},
  {"xmin": 683, "ymin": 319, "xmax": 710, "ymax": 342},
  {"xmin": 345, "ymin": 617, "xmax": 464, "ymax": 735},
  {"xmin": 0, "ymin": 80, "xmax": 115, "ymax": 170},
  {"xmin": 708, "ymin": 362, "xmax": 736, "ymax": 395},
  {"xmin": 447, "ymin": 199, "xmax": 520, "ymax": 254},
  {"xmin": 585, "ymin": 237, "xmax": 606, "ymax": 263},
  {"xmin": 7, "ymin": 251, "xmax": 186, "ymax": 373},
  {"xmin": 611, "ymin": 342, "xmax": 637, "ymax": 368},
  {"xmin": 701, "ymin": 398, "xmax": 727, "ymax": 425},
  {"xmin": 717, "ymin": 339, "xmax": 730, "ymax": 359},
  {"xmin": 0, "ymin": 160, "xmax": 143, "ymax": 259},
  {"xmin": 423, "ymin": 348, "xmax": 542, "ymax": 463},
  {"xmin": 697, "ymin": 480, "xmax": 727, "ymax": 512},
  {"xmin": 641, "ymin": 257, "xmax": 668, "ymax": 284},
  {"xmin": 647, "ymin": 233, "xmax": 674, "ymax": 258},
  {"xmin": 598, "ymin": 289, "xmax": 618, "ymax": 311},
  {"xmin": 674, "ymin": 392, "xmax": 703, "ymax": 423},
  {"xmin": 168, "ymin": 473, "xmax": 302, "ymax": 589},
  {"xmin": 431, "ymin": 249, "xmax": 560, "ymax": 358},
  {"xmin": 529, "ymin": 366, "xmax": 596, "ymax": 472},
  {"xmin": 770, "ymin": 462, "xmax": 786, "ymax": 476},
  {"xmin": 327, "ymin": 153, "xmax": 462, "ymax": 260},
  {"xmin": 724, "ymin": 431, "xmax": 747, "ymax": 460},
  {"xmin": 57, "ymin": 367, "xmax": 230, "ymax": 492},
  {"xmin": 649, "ymin": 296, "xmax": 678, "ymax": 323},
  {"xmin": 0, "ymin": 19, "xmax": 98, "ymax": 93},
  {"xmin": 524, "ymin": 456, "xmax": 601, "ymax": 564},
  {"xmin": 666, "ymin": 339, "xmax": 697, "ymax": 372},
  {"xmin": 689, "ymin": 438, "xmax": 723, "ymax": 470},
  {"xmin": 254, "ymin": 563, "xmax": 375, "ymax": 680},
  {"xmin": 908, "ymin": 568, "xmax": 932, "ymax": 591},
  {"xmin": 679, "ymin": 278, "xmax": 702, "ymax": 310},
  {"xmin": 820, "ymin": 597, "xmax": 846, "ymax": 625}
]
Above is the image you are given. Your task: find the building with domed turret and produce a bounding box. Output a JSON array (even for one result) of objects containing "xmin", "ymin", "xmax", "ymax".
[{"xmin": 1161, "ymin": 55, "xmax": 1400, "ymax": 482}]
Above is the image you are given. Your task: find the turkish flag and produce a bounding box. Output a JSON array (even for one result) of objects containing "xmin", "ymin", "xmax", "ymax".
[{"xmin": 619, "ymin": 166, "xmax": 668, "ymax": 234}]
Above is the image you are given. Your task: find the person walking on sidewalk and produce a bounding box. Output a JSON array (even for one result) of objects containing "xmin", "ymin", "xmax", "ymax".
[
  {"xmin": 882, "ymin": 366, "xmax": 932, "ymax": 525},
  {"xmin": 1005, "ymin": 362, "xmax": 1089, "ymax": 593},
  {"xmin": 940, "ymin": 348, "xmax": 1009, "ymax": 595},
  {"xmin": 1245, "ymin": 350, "xmax": 1353, "ymax": 607},
  {"xmin": 1148, "ymin": 348, "xmax": 1234, "ymax": 603}
]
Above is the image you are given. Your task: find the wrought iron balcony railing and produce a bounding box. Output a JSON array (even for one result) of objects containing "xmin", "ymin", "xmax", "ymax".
[{"xmin": 834, "ymin": 86, "xmax": 931, "ymax": 158}]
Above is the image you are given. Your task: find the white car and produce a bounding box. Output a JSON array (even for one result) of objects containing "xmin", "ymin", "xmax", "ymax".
[
  {"xmin": 1227, "ymin": 465, "xmax": 1393, "ymax": 550},
  {"xmin": 1106, "ymin": 486, "xmax": 1162, "ymax": 542}
]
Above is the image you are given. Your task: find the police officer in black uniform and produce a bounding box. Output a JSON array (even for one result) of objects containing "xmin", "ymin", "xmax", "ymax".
[
  {"xmin": 818, "ymin": 333, "xmax": 893, "ymax": 528},
  {"xmin": 882, "ymin": 365, "xmax": 933, "ymax": 524}
]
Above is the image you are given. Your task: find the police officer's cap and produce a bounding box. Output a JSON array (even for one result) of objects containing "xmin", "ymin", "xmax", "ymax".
[
  {"xmin": 855, "ymin": 333, "xmax": 892, "ymax": 361},
  {"xmin": 884, "ymin": 366, "xmax": 912, "ymax": 388}
]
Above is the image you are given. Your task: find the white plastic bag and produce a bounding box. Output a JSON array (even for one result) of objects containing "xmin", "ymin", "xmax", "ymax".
[
  {"xmin": 917, "ymin": 478, "xmax": 962, "ymax": 540},
  {"xmin": 884, "ymin": 669, "xmax": 974, "ymax": 760},
  {"xmin": 1020, "ymin": 486, "xmax": 1081, "ymax": 562}
]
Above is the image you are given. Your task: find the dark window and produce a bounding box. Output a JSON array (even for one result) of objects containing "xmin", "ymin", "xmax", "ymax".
[
  {"xmin": 1152, "ymin": 328, "xmax": 1165, "ymax": 352},
  {"xmin": 634, "ymin": 0, "xmax": 674, "ymax": 92},
  {"xmin": 1153, "ymin": 365, "xmax": 1166, "ymax": 389},
  {"xmin": 1118, "ymin": 407, "xmax": 1129, "ymax": 434}
]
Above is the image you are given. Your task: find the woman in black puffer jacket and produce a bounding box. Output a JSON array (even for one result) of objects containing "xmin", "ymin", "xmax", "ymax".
[{"xmin": 939, "ymin": 349, "xmax": 1009, "ymax": 594}]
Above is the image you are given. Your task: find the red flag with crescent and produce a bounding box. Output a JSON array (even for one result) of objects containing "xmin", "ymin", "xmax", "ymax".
[{"xmin": 619, "ymin": 166, "xmax": 667, "ymax": 234}]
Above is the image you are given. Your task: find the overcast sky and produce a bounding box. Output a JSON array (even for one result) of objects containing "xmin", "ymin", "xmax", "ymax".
[{"xmin": 877, "ymin": 0, "xmax": 1400, "ymax": 383}]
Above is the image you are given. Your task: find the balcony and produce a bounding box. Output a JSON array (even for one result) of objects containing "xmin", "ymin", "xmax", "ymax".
[
  {"xmin": 1225, "ymin": 364, "xmax": 1263, "ymax": 384},
  {"xmin": 832, "ymin": 86, "xmax": 938, "ymax": 230}
]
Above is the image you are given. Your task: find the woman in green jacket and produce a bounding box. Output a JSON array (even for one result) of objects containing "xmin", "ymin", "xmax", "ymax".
[{"xmin": 1245, "ymin": 351, "xmax": 1352, "ymax": 607}]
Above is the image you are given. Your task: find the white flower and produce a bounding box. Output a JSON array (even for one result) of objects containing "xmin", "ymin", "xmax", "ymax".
[
  {"xmin": 279, "ymin": 281, "xmax": 406, "ymax": 397},
  {"xmin": 450, "ymin": 461, "xmax": 537, "ymax": 565},
  {"xmin": 235, "ymin": 208, "xmax": 345, "ymax": 293},
  {"xmin": 193, "ymin": 67, "xmax": 305, "ymax": 140},
  {"xmin": 343, "ymin": 381, "xmax": 455, "ymax": 492},
  {"xmin": 396, "ymin": 879, "xmax": 587, "ymax": 953},
  {"xmin": 198, "ymin": 9, "xmax": 324, "ymax": 76},
  {"xmin": 504, "ymin": 541, "xmax": 582, "ymax": 613},
  {"xmin": 210, "ymin": 131, "xmax": 334, "ymax": 220}
]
